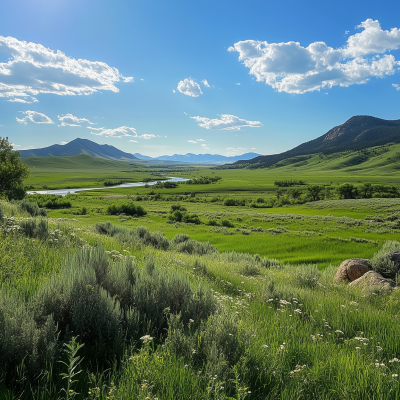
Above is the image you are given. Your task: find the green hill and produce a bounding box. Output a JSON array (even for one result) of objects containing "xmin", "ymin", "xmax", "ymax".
[{"xmin": 233, "ymin": 115, "xmax": 400, "ymax": 168}]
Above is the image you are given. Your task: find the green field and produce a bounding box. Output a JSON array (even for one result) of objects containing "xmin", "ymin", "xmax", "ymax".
[{"xmin": 2, "ymin": 148, "xmax": 400, "ymax": 399}]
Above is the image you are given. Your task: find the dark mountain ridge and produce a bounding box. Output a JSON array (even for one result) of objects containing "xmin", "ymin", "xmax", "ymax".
[
  {"xmin": 19, "ymin": 138, "xmax": 139, "ymax": 161},
  {"xmin": 235, "ymin": 116, "xmax": 400, "ymax": 168}
]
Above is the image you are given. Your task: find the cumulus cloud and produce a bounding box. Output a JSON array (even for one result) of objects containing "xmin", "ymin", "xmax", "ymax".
[
  {"xmin": 90, "ymin": 126, "xmax": 137, "ymax": 138},
  {"xmin": 58, "ymin": 113, "xmax": 94, "ymax": 127},
  {"xmin": 188, "ymin": 140, "xmax": 197, "ymax": 143},
  {"xmin": 7, "ymin": 96, "xmax": 38, "ymax": 103},
  {"xmin": 0, "ymin": 35, "xmax": 133, "ymax": 100},
  {"xmin": 16, "ymin": 110, "xmax": 54, "ymax": 124},
  {"xmin": 190, "ymin": 114, "xmax": 263, "ymax": 131},
  {"xmin": 177, "ymin": 78, "xmax": 203, "ymax": 97},
  {"xmin": 197, "ymin": 138, "xmax": 205, "ymax": 141},
  {"xmin": 90, "ymin": 126, "xmax": 156, "ymax": 140},
  {"xmin": 202, "ymin": 79, "xmax": 210, "ymax": 87},
  {"xmin": 128, "ymin": 139, "xmax": 138, "ymax": 142},
  {"xmin": 226, "ymin": 147, "xmax": 248, "ymax": 156},
  {"xmin": 393, "ymin": 83, "xmax": 400, "ymax": 90},
  {"xmin": 201, "ymin": 143, "xmax": 209, "ymax": 150},
  {"xmin": 228, "ymin": 19, "xmax": 400, "ymax": 94}
]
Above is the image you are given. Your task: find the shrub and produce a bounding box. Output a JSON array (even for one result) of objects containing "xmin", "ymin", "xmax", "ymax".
[
  {"xmin": 106, "ymin": 202, "xmax": 147, "ymax": 216},
  {"xmin": 206, "ymin": 219, "xmax": 218, "ymax": 226},
  {"xmin": 170, "ymin": 204, "xmax": 187, "ymax": 212},
  {"xmin": 25, "ymin": 195, "xmax": 71, "ymax": 209},
  {"xmin": 19, "ymin": 218, "xmax": 49, "ymax": 239},
  {"xmin": 223, "ymin": 198, "xmax": 246, "ymax": 207},
  {"xmin": 371, "ymin": 241, "xmax": 400, "ymax": 280},
  {"xmin": 17, "ymin": 199, "xmax": 47, "ymax": 216},
  {"xmin": 220, "ymin": 219, "xmax": 234, "ymax": 228}
]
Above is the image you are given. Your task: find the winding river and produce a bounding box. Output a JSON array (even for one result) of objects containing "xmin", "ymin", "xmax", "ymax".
[{"xmin": 27, "ymin": 177, "xmax": 189, "ymax": 196}]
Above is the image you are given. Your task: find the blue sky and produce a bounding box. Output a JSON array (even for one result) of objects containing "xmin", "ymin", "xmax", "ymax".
[{"xmin": 0, "ymin": 0, "xmax": 400, "ymax": 157}]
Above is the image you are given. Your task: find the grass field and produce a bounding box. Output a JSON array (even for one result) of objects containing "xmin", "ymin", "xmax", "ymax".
[{"xmin": 2, "ymin": 148, "xmax": 400, "ymax": 398}]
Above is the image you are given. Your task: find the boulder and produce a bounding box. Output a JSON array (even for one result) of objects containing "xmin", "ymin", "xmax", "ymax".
[
  {"xmin": 349, "ymin": 271, "xmax": 395, "ymax": 291},
  {"xmin": 334, "ymin": 258, "xmax": 371, "ymax": 282}
]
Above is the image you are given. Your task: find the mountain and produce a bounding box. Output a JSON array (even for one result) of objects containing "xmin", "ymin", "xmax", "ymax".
[
  {"xmin": 134, "ymin": 152, "xmax": 261, "ymax": 164},
  {"xmin": 19, "ymin": 138, "xmax": 139, "ymax": 161},
  {"xmin": 234, "ymin": 116, "xmax": 400, "ymax": 168}
]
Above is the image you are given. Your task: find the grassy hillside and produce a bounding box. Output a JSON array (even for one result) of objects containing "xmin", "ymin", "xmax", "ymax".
[
  {"xmin": 2, "ymin": 195, "xmax": 400, "ymax": 399},
  {"xmin": 234, "ymin": 115, "xmax": 400, "ymax": 168}
]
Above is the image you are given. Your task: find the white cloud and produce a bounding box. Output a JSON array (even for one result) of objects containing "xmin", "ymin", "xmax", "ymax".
[
  {"xmin": 58, "ymin": 113, "xmax": 94, "ymax": 127},
  {"xmin": 201, "ymin": 143, "xmax": 209, "ymax": 150},
  {"xmin": 91, "ymin": 126, "xmax": 137, "ymax": 138},
  {"xmin": 138, "ymin": 134, "xmax": 156, "ymax": 139},
  {"xmin": 90, "ymin": 127, "xmax": 156, "ymax": 140},
  {"xmin": 226, "ymin": 147, "xmax": 248, "ymax": 156},
  {"xmin": 172, "ymin": 89, "xmax": 176, "ymax": 93},
  {"xmin": 345, "ymin": 30, "xmax": 350, "ymax": 35},
  {"xmin": 0, "ymin": 35, "xmax": 133, "ymax": 100},
  {"xmin": 197, "ymin": 138, "xmax": 205, "ymax": 141},
  {"xmin": 393, "ymin": 83, "xmax": 400, "ymax": 90},
  {"xmin": 202, "ymin": 79, "xmax": 210, "ymax": 87},
  {"xmin": 235, "ymin": 83, "xmax": 241, "ymax": 85},
  {"xmin": 128, "ymin": 139, "xmax": 138, "ymax": 142},
  {"xmin": 7, "ymin": 96, "xmax": 38, "ymax": 103},
  {"xmin": 177, "ymin": 78, "xmax": 203, "ymax": 97},
  {"xmin": 16, "ymin": 110, "xmax": 54, "ymax": 124},
  {"xmin": 191, "ymin": 114, "xmax": 263, "ymax": 131},
  {"xmin": 188, "ymin": 140, "xmax": 197, "ymax": 143},
  {"xmin": 61, "ymin": 141, "xmax": 67, "ymax": 145},
  {"xmin": 88, "ymin": 126, "xmax": 104, "ymax": 130},
  {"xmin": 228, "ymin": 19, "xmax": 400, "ymax": 94}
]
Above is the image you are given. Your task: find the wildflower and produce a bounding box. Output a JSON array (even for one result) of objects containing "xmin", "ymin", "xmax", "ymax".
[
  {"xmin": 335, "ymin": 330, "xmax": 344, "ymax": 334},
  {"xmin": 389, "ymin": 358, "xmax": 400, "ymax": 363},
  {"xmin": 261, "ymin": 345, "xmax": 268, "ymax": 348},
  {"xmin": 392, "ymin": 374, "xmax": 399, "ymax": 378},
  {"xmin": 355, "ymin": 347, "xmax": 361, "ymax": 350},
  {"xmin": 294, "ymin": 309, "xmax": 302, "ymax": 314},
  {"xmin": 189, "ymin": 319, "xmax": 194, "ymax": 323},
  {"xmin": 140, "ymin": 335, "xmax": 153, "ymax": 344},
  {"xmin": 377, "ymin": 346, "xmax": 383, "ymax": 351},
  {"xmin": 341, "ymin": 305, "xmax": 346, "ymax": 308}
]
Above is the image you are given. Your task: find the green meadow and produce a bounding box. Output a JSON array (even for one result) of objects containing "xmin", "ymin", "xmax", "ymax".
[{"xmin": 2, "ymin": 147, "xmax": 400, "ymax": 399}]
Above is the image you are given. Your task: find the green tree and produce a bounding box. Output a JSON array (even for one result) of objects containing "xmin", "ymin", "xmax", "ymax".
[
  {"xmin": 0, "ymin": 137, "xmax": 29, "ymax": 199},
  {"xmin": 359, "ymin": 183, "xmax": 374, "ymax": 198},
  {"xmin": 337, "ymin": 183, "xmax": 358, "ymax": 199},
  {"xmin": 306, "ymin": 185, "xmax": 323, "ymax": 201},
  {"xmin": 288, "ymin": 188, "xmax": 301, "ymax": 200}
]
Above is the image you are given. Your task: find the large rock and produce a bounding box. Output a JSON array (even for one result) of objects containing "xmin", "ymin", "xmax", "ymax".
[
  {"xmin": 334, "ymin": 258, "xmax": 371, "ymax": 282},
  {"xmin": 349, "ymin": 271, "xmax": 395, "ymax": 291}
]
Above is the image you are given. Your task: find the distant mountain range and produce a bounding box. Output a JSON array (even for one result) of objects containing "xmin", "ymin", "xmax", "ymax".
[
  {"xmin": 133, "ymin": 152, "xmax": 261, "ymax": 164},
  {"xmin": 19, "ymin": 138, "xmax": 261, "ymax": 164},
  {"xmin": 235, "ymin": 115, "xmax": 400, "ymax": 168},
  {"xmin": 20, "ymin": 138, "xmax": 139, "ymax": 161}
]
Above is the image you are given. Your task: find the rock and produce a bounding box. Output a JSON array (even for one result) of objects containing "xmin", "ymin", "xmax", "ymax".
[
  {"xmin": 334, "ymin": 258, "xmax": 371, "ymax": 282},
  {"xmin": 385, "ymin": 251, "xmax": 400, "ymax": 266},
  {"xmin": 349, "ymin": 271, "xmax": 395, "ymax": 291},
  {"xmin": 369, "ymin": 218, "xmax": 384, "ymax": 223}
]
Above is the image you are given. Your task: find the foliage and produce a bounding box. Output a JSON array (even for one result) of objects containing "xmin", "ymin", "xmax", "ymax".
[
  {"xmin": 0, "ymin": 137, "xmax": 29, "ymax": 200},
  {"xmin": 186, "ymin": 176, "xmax": 221, "ymax": 185},
  {"xmin": 25, "ymin": 194, "xmax": 72, "ymax": 209},
  {"xmin": 17, "ymin": 199, "xmax": 47, "ymax": 216},
  {"xmin": 274, "ymin": 179, "xmax": 306, "ymax": 187},
  {"xmin": 106, "ymin": 202, "xmax": 147, "ymax": 216},
  {"xmin": 370, "ymin": 240, "xmax": 400, "ymax": 280}
]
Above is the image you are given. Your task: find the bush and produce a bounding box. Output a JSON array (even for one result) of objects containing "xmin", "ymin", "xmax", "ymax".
[
  {"xmin": 17, "ymin": 199, "xmax": 47, "ymax": 216},
  {"xmin": 223, "ymin": 198, "xmax": 246, "ymax": 207},
  {"xmin": 206, "ymin": 219, "xmax": 218, "ymax": 226},
  {"xmin": 19, "ymin": 218, "xmax": 49, "ymax": 239},
  {"xmin": 371, "ymin": 241, "xmax": 400, "ymax": 280},
  {"xmin": 106, "ymin": 202, "xmax": 147, "ymax": 216},
  {"xmin": 25, "ymin": 194, "xmax": 71, "ymax": 209},
  {"xmin": 220, "ymin": 219, "xmax": 234, "ymax": 228}
]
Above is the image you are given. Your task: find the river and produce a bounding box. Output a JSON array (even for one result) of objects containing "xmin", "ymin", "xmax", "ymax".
[{"xmin": 27, "ymin": 177, "xmax": 189, "ymax": 196}]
